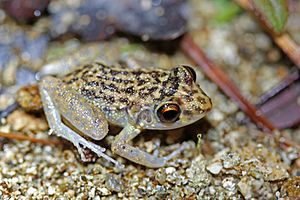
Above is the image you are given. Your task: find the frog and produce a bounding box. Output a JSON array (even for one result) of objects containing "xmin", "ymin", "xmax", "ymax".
[{"xmin": 39, "ymin": 62, "xmax": 212, "ymax": 168}]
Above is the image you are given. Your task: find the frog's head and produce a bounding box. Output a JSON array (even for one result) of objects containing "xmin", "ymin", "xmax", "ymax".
[{"xmin": 135, "ymin": 65, "xmax": 212, "ymax": 130}]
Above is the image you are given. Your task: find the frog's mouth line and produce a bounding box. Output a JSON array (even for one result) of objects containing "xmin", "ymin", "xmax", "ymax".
[{"xmin": 145, "ymin": 113, "xmax": 208, "ymax": 130}]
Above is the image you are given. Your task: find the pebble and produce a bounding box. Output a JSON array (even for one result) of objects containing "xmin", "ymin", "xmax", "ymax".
[
  {"xmin": 222, "ymin": 152, "xmax": 240, "ymax": 169},
  {"xmin": 222, "ymin": 177, "xmax": 236, "ymax": 191},
  {"xmin": 88, "ymin": 187, "xmax": 96, "ymax": 198},
  {"xmin": 206, "ymin": 162, "xmax": 223, "ymax": 175},
  {"xmin": 26, "ymin": 166, "xmax": 37, "ymax": 175},
  {"xmin": 165, "ymin": 167, "xmax": 176, "ymax": 174},
  {"xmin": 155, "ymin": 170, "xmax": 167, "ymax": 185},
  {"xmin": 47, "ymin": 186, "xmax": 56, "ymax": 195},
  {"xmin": 27, "ymin": 187, "xmax": 38, "ymax": 195},
  {"xmin": 44, "ymin": 167, "xmax": 54, "ymax": 178},
  {"xmin": 98, "ymin": 187, "xmax": 111, "ymax": 196},
  {"xmin": 209, "ymin": 186, "xmax": 216, "ymax": 195},
  {"xmin": 66, "ymin": 190, "xmax": 75, "ymax": 197},
  {"xmin": 94, "ymin": 196, "xmax": 101, "ymax": 200},
  {"xmin": 186, "ymin": 155, "xmax": 211, "ymax": 188},
  {"xmin": 105, "ymin": 174, "xmax": 124, "ymax": 193}
]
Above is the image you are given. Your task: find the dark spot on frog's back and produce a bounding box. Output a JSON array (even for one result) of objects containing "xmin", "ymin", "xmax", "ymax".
[
  {"xmin": 183, "ymin": 95, "xmax": 193, "ymax": 102},
  {"xmin": 81, "ymin": 88, "xmax": 96, "ymax": 98},
  {"xmin": 123, "ymin": 80, "xmax": 133, "ymax": 84},
  {"xmin": 110, "ymin": 70, "xmax": 121, "ymax": 76},
  {"xmin": 97, "ymin": 75, "xmax": 109, "ymax": 81},
  {"xmin": 121, "ymin": 71, "xmax": 129, "ymax": 75},
  {"xmin": 149, "ymin": 86, "xmax": 158, "ymax": 93},
  {"xmin": 102, "ymin": 106, "xmax": 111, "ymax": 113},
  {"xmin": 137, "ymin": 78, "xmax": 146, "ymax": 86},
  {"xmin": 138, "ymin": 86, "xmax": 158, "ymax": 97},
  {"xmin": 87, "ymin": 81, "xmax": 99, "ymax": 87},
  {"xmin": 111, "ymin": 77, "xmax": 134, "ymax": 84},
  {"xmin": 154, "ymin": 76, "xmax": 162, "ymax": 84},
  {"xmin": 106, "ymin": 96, "xmax": 115, "ymax": 103},
  {"xmin": 172, "ymin": 67, "xmax": 179, "ymax": 75},
  {"xmin": 160, "ymin": 76, "xmax": 178, "ymax": 91},
  {"xmin": 119, "ymin": 97, "xmax": 129, "ymax": 103},
  {"xmin": 101, "ymin": 82, "xmax": 119, "ymax": 92},
  {"xmin": 111, "ymin": 77, "xmax": 122, "ymax": 83},
  {"xmin": 125, "ymin": 86, "xmax": 134, "ymax": 94},
  {"xmin": 192, "ymin": 89, "xmax": 199, "ymax": 94},
  {"xmin": 166, "ymin": 88, "xmax": 177, "ymax": 97},
  {"xmin": 197, "ymin": 96, "xmax": 207, "ymax": 104},
  {"xmin": 151, "ymin": 72, "xmax": 159, "ymax": 78},
  {"xmin": 92, "ymin": 69, "xmax": 99, "ymax": 74},
  {"xmin": 132, "ymin": 71, "xmax": 142, "ymax": 76}
]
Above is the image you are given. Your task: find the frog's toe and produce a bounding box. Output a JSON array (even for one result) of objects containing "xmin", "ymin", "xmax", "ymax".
[{"xmin": 162, "ymin": 141, "xmax": 190, "ymax": 162}]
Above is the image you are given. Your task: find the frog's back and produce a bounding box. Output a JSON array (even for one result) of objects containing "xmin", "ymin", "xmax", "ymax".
[{"xmin": 62, "ymin": 62, "xmax": 170, "ymax": 111}]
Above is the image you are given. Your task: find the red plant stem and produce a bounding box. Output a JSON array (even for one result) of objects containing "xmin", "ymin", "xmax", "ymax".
[
  {"xmin": 180, "ymin": 34, "xmax": 276, "ymax": 132},
  {"xmin": 275, "ymin": 34, "xmax": 300, "ymax": 69},
  {"xmin": 235, "ymin": 0, "xmax": 300, "ymax": 69},
  {"xmin": 0, "ymin": 131, "xmax": 61, "ymax": 146}
]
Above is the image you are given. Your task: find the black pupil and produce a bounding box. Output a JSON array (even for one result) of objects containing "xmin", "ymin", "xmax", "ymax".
[{"xmin": 163, "ymin": 110, "xmax": 179, "ymax": 122}]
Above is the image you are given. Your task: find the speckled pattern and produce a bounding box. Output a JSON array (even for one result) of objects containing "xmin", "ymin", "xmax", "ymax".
[{"xmin": 62, "ymin": 62, "xmax": 212, "ymax": 126}]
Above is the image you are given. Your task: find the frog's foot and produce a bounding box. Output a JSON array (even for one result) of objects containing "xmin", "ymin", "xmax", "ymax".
[
  {"xmin": 111, "ymin": 124, "xmax": 188, "ymax": 168},
  {"xmin": 58, "ymin": 124, "xmax": 123, "ymax": 168},
  {"xmin": 151, "ymin": 140, "xmax": 189, "ymax": 161},
  {"xmin": 161, "ymin": 141, "xmax": 190, "ymax": 162}
]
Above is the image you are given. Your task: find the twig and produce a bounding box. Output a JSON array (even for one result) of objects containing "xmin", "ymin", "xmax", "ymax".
[
  {"xmin": 0, "ymin": 102, "xmax": 19, "ymax": 120},
  {"xmin": 235, "ymin": 0, "xmax": 300, "ymax": 69},
  {"xmin": 180, "ymin": 34, "xmax": 276, "ymax": 132},
  {"xmin": 274, "ymin": 34, "xmax": 300, "ymax": 68},
  {"xmin": 0, "ymin": 131, "xmax": 61, "ymax": 146}
]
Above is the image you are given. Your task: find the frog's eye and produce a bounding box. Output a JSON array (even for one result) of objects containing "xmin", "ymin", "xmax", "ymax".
[
  {"xmin": 183, "ymin": 65, "xmax": 196, "ymax": 82},
  {"xmin": 157, "ymin": 103, "xmax": 181, "ymax": 123}
]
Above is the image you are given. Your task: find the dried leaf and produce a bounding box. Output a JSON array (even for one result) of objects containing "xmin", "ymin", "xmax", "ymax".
[{"xmin": 256, "ymin": 70, "xmax": 300, "ymax": 129}]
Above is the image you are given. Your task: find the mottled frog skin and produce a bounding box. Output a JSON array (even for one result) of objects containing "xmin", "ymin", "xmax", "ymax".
[{"xmin": 39, "ymin": 62, "xmax": 212, "ymax": 168}]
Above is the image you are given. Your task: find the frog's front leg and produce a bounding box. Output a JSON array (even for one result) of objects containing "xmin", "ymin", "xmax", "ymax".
[
  {"xmin": 39, "ymin": 76, "xmax": 123, "ymax": 168},
  {"xmin": 111, "ymin": 124, "xmax": 187, "ymax": 168}
]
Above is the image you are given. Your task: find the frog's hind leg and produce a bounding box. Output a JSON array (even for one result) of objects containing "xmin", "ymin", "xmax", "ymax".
[
  {"xmin": 39, "ymin": 76, "xmax": 123, "ymax": 168},
  {"xmin": 112, "ymin": 124, "xmax": 188, "ymax": 168}
]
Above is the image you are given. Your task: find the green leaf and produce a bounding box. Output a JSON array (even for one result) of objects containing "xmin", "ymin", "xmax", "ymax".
[
  {"xmin": 212, "ymin": 0, "xmax": 241, "ymax": 24},
  {"xmin": 251, "ymin": 0, "xmax": 289, "ymax": 33}
]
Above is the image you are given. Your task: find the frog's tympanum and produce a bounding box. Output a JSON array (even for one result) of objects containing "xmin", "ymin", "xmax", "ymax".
[{"xmin": 39, "ymin": 62, "xmax": 212, "ymax": 168}]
